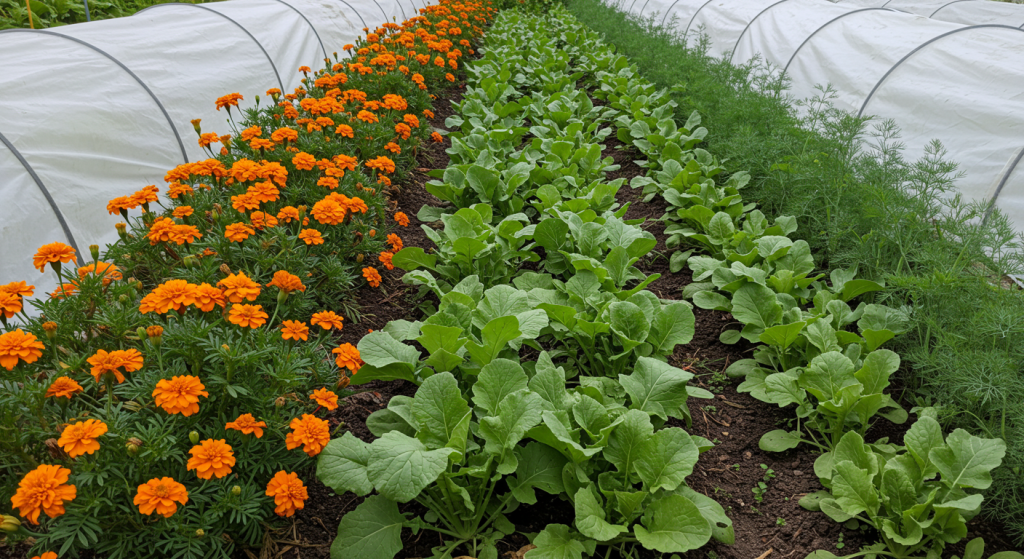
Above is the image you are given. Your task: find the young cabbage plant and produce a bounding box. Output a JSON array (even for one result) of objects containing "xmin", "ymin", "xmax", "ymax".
[
  {"xmin": 318, "ymin": 369, "xmax": 564, "ymax": 559},
  {"xmin": 533, "ymin": 207, "xmax": 656, "ymax": 281},
  {"xmin": 738, "ymin": 348, "xmax": 907, "ymax": 452},
  {"xmin": 351, "ymin": 277, "xmax": 549, "ymax": 384},
  {"xmin": 800, "ymin": 413, "xmax": 1012, "ymax": 559}
]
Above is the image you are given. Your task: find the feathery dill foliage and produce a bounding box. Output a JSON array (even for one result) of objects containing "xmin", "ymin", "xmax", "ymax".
[{"xmin": 566, "ymin": 0, "xmax": 1024, "ymax": 541}]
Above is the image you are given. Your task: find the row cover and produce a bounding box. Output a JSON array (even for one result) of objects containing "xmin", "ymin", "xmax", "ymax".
[
  {"xmin": 609, "ymin": 0, "xmax": 1024, "ymax": 240},
  {"xmin": 0, "ymin": 0, "xmax": 428, "ymax": 296},
  {"xmin": 838, "ymin": 0, "xmax": 1024, "ymax": 28}
]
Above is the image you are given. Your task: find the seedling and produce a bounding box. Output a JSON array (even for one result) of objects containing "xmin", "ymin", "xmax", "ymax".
[
  {"xmin": 836, "ymin": 533, "xmax": 845, "ymax": 550},
  {"xmin": 703, "ymin": 405, "xmax": 718, "ymax": 414},
  {"xmin": 752, "ymin": 464, "xmax": 776, "ymax": 503},
  {"xmin": 731, "ymin": 463, "xmax": 740, "ymax": 471},
  {"xmin": 776, "ymin": 517, "xmax": 786, "ymax": 526}
]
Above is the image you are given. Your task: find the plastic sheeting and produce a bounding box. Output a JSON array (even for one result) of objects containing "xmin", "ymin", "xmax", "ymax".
[
  {"xmin": 0, "ymin": 0, "xmax": 429, "ymax": 297},
  {"xmin": 838, "ymin": 0, "xmax": 1024, "ymax": 27},
  {"xmin": 605, "ymin": 0, "xmax": 1024, "ymax": 239}
]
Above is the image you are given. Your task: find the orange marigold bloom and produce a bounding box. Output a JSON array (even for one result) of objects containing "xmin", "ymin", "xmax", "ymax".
[
  {"xmin": 231, "ymin": 192, "xmax": 261, "ymax": 212},
  {"xmin": 387, "ymin": 233, "xmax": 403, "ymax": 252},
  {"xmin": 225, "ymin": 222, "xmax": 256, "ymax": 243},
  {"xmin": 281, "ymin": 320, "xmax": 309, "ymax": 341},
  {"xmin": 318, "ymin": 176, "xmax": 340, "ymax": 190},
  {"xmin": 49, "ymin": 283, "xmax": 78, "ymax": 300},
  {"xmin": 431, "ymin": 131, "xmax": 444, "ymax": 143},
  {"xmin": 147, "ymin": 325, "xmax": 164, "ymax": 338},
  {"xmin": 250, "ymin": 211, "xmax": 279, "ymax": 230},
  {"xmin": 11, "ymin": 464, "xmax": 76, "ymax": 525},
  {"xmin": 217, "ymin": 272, "xmax": 261, "ymax": 303},
  {"xmin": 149, "ymin": 279, "xmax": 197, "ymax": 314},
  {"xmin": 445, "ymin": 72, "xmax": 455, "ymax": 82},
  {"xmin": 311, "ymin": 197, "xmax": 347, "ymax": 226},
  {"xmin": 310, "ymin": 387, "xmax": 338, "ymax": 410},
  {"xmin": 395, "ymin": 123, "xmax": 412, "ymax": 139},
  {"xmin": 298, "ymin": 229, "xmax": 325, "ymax": 245},
  {"xmin": 1, "ymin": 281, "xmax": 34, "ymax": 298},
  {"xmin": 31, "ymin": 553, "xmax": 57, "ymax": 559},
  {"xmin": 172, "ymin": 205, "xmax": 194, "ymax": 219},
  {"xmin": 168, "ymin": 224, "xmax": 202, "ymax": 245},
  {"xmin": 365, "ymin": 156, "xmax": 396, "ymax": 174},
  {"xmin": 187, "ymin": 439, "xmax": 235, "ymax": 480},
  {"xmin": 107, "ymin": 195, "xmax": 138, "ymax": 215},
  {"xmin": 332, "ymin": 343, "xmax": 362, "ymax": 372},
  {"xmin": 240, "ymin": 125, "xmax": 262, "ymax": 141},
  {"xmin": 130, "ymin": 185, "xmax": 160, "ymax": 208},
  {"xmin": 58, "ymin": 419, "xmax": 108, "ymax": 458},
  {"xmin": 403, "ymin": 114, "xmax": 420, "ymax": 129},
  {"xmin": 362, "ymin": 267, "xmax": 382, "ymax": 287},
  {"xmin": 381, "ymin": 94, "xmax": 408, "ymax": 111},
  {"xmin": 134, "ymin": 477, "xmax": 188, "ymax": 517},
  {"xmin": 423, "ymin": 109, "xmax": 435, "ymax": 119},
  {"xmin": 271, "ymin": 127, "xmax": 299, "ymax": 144},
  {"xmin": 265, "ymin": 471, "xmax": 308, "ymax": 517},
  {"xmin": 87, "ymin": 348, "xmax": 143, "ymax": 384},
  {"xmin": 225, "ymin": 413, "xmax": 266, "ymax": 438},
  {"xmin": 343, "ymin": 196, "xmax": 369, "ymax": 215},
  {"xmin": 356, "ymin": 110, "xmax": 379, "ymax": 123},
  {"xmin": 384, "ymin": 142, "xmax": 401, "ymax": 154},
  {"xmin": 267, "ymin": 271, "xmax": 306, "ymax": 294},
  {"xmin": 248, "ymin": 181, "xmax": 281, "ymax": 204},
  {"xmin": 394, "ymin": 212, "xmax": 410, "ymax": 227},
  {"xmin": 335, "ymin": 124, "xmax": 354, "ymax": 138},
  {"xmin": 147, "ymin": 217, "xmax": 177, "ymax": 244},
  {"xmin": 198, "ymin": 132, "xmax": 220, "ymax": 148},
  {"xmin": 77, "ymin": 262, "xmax": 122, "ymax": 286},
  {"xmin": 228, "ymin": 304, "xmax": 268, "ymax": 329},
  {"xmin": 32, "ymin": 243, "xmax": 77, "ymax": 273},
  {"xmin": 230, "ymin": 159, "xmax": 262, "ymax": 183},
  {"xmin": 45, "ymin": 377, "xmax": 83, "ymax": 399},
  {"xmin": 379, "ymin": 251, "xmax": 395, "ymax": 270},
  {"xmin": 292, "ymin": 152, "xmax": 316, "ymax": 171},
  {"xmin": 311, "ymin": 310, "xmax": 344, "ymax": 330},
  {"xmin": 192, "ymin": 283, "xmax": 226, "ymax": 312},
  {"xmin": 0, "ymin": 329, "xmax": 44, "ymax": 371},
  {"xmin": 215, "ymin": 92, "xmax": 243, "ymax": 111},
  {"xmin": 285, "ymin": 414, "xmax": 330, "ymax": 457},
  {"xmin": 153, "ymin": 375, "xmax": 208, "ymax": 416},
  {"xmin": 0, "ymin": 291, "xmax": 22, "ymax": 319},
  {"xmin": 277, "ymin": 206, "xmax": 300, "ymax": 223}
]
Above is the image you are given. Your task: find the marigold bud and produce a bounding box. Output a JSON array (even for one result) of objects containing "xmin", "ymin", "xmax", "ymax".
[
  {"xmin": 137, "ymin": 326, "xmax": 148, "ymax": 341},
  {"xmin": 118, "ymin": 294, "xmax": 129, "ymax": 304},
  {"xmin": 42, "ymin": 321, "xmax": 57, "ymax": 340},
  {"xmin": 356, "ymin": 253, "xmax": 365, "ymax": 263},
  {"xmin": 125, "ymin": 441, "xmax": 140, "ymax": 455},
  {"xmin": 116, "ymin": 222, "xmax": 128, "ymax": 239},
  {"xmin": 0, "ymin": 515, "xmax": 20, "ymax": 533},
  {"xmin": 219, "ymin": 264, "xmax": 232, "ymax": 275},
  {"xmin": 221, "ymin": 344, "xmax": 230, "ymax": 352},
  {"xmin": 189, "ymin": 431, "xmax": 200, "ymax": 444},
  {"xmin": 195, "ymin": 529, "xmax": 205, "ymax": 538},
  {"xmin": 89, "ymin": 244, "xmax": 100, "ymax": 261},
  {"xmin": 277, "ymin": 289, "xmax": 289, "ymax": 306},
  {"xmin": 275, "ymin": 396, "xmax": 287, "ymax": 407},
  {"xmin": 231, "ymin": 485, "xmax": 242, "ymax": 496},
  {"xmin": 183, "ymin": 255, "xmax": 197, "ymax": 268}
]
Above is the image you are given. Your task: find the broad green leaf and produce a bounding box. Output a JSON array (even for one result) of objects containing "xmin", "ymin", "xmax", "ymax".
[
  {"xmin": 675, "ymin": 486, "xmax": 734, "ymax": 545},
  {"xmin": 317, "ymin": 433, "xmax": 372, "ymax": 496},
  {"xmin": 509, "ymin": 442, "xmax": 568, "ymax": 505},
  {"xmin": 391, "ymin": 247, "xmax": 436, "ymax": 271},
  {"xmin": 930, "ymin": 429, "xmax": 1006, "ymax": 490},
  {"xmin": 465, "ymin": 316, "xmax": 521, "ymax": 365},
  {"xmin": 833, "ymin": 431, "xmax": 877, "ymax": 476},
  {"xmin": 634, "ymin": 494, "xmax": 712, "ymax": 553},
  {"xmin": 799, "ymin": 490, "xmax": 832, "ymax": 512},
  {"xmin": 604, "ymin": 246, "xmax": 633, "ymax": 287},
  {"xmin": 575, "ymin": 485, "xmax": 628, "ymax": 541},
  {"xmin": 620, "ymin": 357, "xmax": 692, "ymax": 420},
  {"xmin": 692, "ymin": 290, "xmax": 732, "ymax": 311},
  {"xmin": 473, "ymin": 358, "xmax": 529, "ymax": 415},
  {"xmin": 332, "ymin": 496, "xmax": 405, "ymax": 559},
  {"xmin": 525, "ymin": 524, "xmax": 588, "ymax": 559},
  {"xmin": 604, "ymin": 409, "xmax": 653, "ymax": 475},
  {"xmin": 382, "ymin": 320, "xmax": 422, "ymax": 342},
  {"xmin": 905, "ymin": 415, "xmax": 944, "ymax": 476},
  {"xmin": 476, "ymin": 285, "xmax": 531, "ymax": 326},
  {"xmin": 635, "ymin": 427, "xmax": 700, "ymax": 491},
  {"xmin": 609, "ymin": 301, "xmax": 651, "ymax": 349},
  {"xmin": 881, "ymin": 466, "xmax": 917, "ymax": 514},
  {"xmin": 731, "ymin": 283, "xmax": 783, "ymax": 329},
  {"xmin": 358, "ymin": 331, "xmax": 420, "ymax": 369},
  {"xmin": 800, "ymin": 351, "xmax": 857, "ymax": 402},
  {"xmin": 840, "ymin": 279, "xmax": 884, "ymax": 302},
  {"xmin": 347, "ymin": 363, "xmax": 418, "ymax": 386},
  {"xmin": 648, "ymin": 302, "xmax": 696, "ymax": 355},
  {"xmin": 759, "ymin": 429, "xmax": 802, "ymax": 452},
  {"xmin": 416, "ymin": 324, "xmax": 466, "ymax": 355},
  {"xmin": 412, "ymin": 372, "xmax": 471, "ymax": 456},
  {"xmin": 366, "ymin": 408, "xmax": 416, "ymax": 438},
  {"xmin": 759, "ymin": 321, "xmax": 805, "ymax": 349},
  {"xmin": 803, "ymin": 319, "xmax": 840, "ymax": 354},
  {"xmin": 573, "ymin": 395, "xmax": 611, "ymax": 438},
  {"xmin": 832, "ymin": 460, "xmax": 880, "ymax": 517},
  {"xmin": 854, "ymin": 349, "xmax": 899, "ymax": 394},
  {"xmin": 367, "ymin": 432, "xmax": 456, "ymax": 502},
  {"xmin": 706, "ymin": 212, "xmax": 735, "ymax": 246},
  {"xmin": 479, "ymin": 390, "xmax": 545, "ymax": 474},
  {"xmin": 531, "ymin": 353, "xmax": 572, "ymax": 411}
]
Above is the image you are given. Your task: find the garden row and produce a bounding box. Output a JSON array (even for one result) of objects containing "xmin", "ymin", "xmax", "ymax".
[
  {"xmin": 313, "ymin": 7, "xmax": 1017, "ymax": 559},
  {"xmin": 568, "ymin": 0, "xmax": 1024, "ymax": 544},
  {"xmin": 0, "ymin": 2, "xmax": 495, "ymax": 558}
]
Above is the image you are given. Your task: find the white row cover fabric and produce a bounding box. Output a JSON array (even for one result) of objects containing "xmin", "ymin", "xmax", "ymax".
[
  {"xmin": 837, "ymin": 0, "xmax": 1024, "ymax": 28},
  {"xmin": 0, "ymin": 0, "xmax": 428, "ymax": 298},
  {"xmin": 606, "ymin": 0, "xmax": 1024, "ymax": 241}
]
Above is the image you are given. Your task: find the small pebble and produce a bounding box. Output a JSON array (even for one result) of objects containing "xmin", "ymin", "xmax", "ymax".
[{"xmin": 794, "ymin": 470, "xmax": 804, "ymax": 476}]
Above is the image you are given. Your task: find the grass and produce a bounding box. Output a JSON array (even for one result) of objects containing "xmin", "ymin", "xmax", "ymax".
[
  {"xmin": 1, "ymin": 0, "xmax": 207, "ymax": 30},
  {"xmin": 564, "ymin": 0, "xmax": 1024, "ymax": 542}
]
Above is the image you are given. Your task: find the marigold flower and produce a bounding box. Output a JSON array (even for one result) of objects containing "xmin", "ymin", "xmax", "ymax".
[
  {"xmin": 134, "ymin": 477, "xmax": 188, "ymax": 517},
  {"xmin": 153, "ymin": 375, "xmax": 208, "ymax": 416},
  {"xmin": 76, "ymin": 262, "xmax": 122, "ymax": 286},
  {"xmin": 445, "ymin": 72, "xmax": 455, "ymax": 82},
  {"xmin": 45, "ymin": 377, "xmax": 83, "ymax": 399},
  {"xmin": 431, "ymin": 131, "xmax": 444, "ymax": 143},
  {"xmin": 250, "ymin": 211, "xmax": 279, "ymax": 230},
  {"xmin": 130, "ymin": 185, "xmax": 160, "ymax": 207},
  {"xmin": 356, "ymin": 110, "xmax": 379, "ymax": 124},
  {"xmin": 423, "ymin": 109, "xmax": 435, "ymax": 119},
  {"xmin": 280, "ymin": 320, "xmax": 309, "ymax": 341},
  {"xmin": 0, "ymin": 292, "xmax": 22, "ymax": 319},
  {"xmin": 228, "ymin": 304, "xmax": 268, "ymax": 328},
  {"xmin": 395, "ymin": 123, "xmax": 412, "ymax": 140},
  {"xmin": 192, "ymin": 283, "xmax": 226, "ymax": 312},
  {"xmin": 146, "ymin": 325, "xmax": 164, "ymax": 339},
  {"xmin": 147, "ymin": 217, "xmax": 177, "ymax": 244},
  {"xmin": 379, "ymin": 251, "xmax": 395, "ymax": 270},
  {"xmin": 58, "ymin": 419, "xmax": 108, "ymax": 458},
  {"xmin": 285, "ymin": 414, "xmax": 330, "ymax": 457},
  {"xmin": 344, "ymin": 196, "xmax": 369, "ymax": 214},
  {"xmin": 226, "ymin": 413, "xmax": 266, "ymax": 438},
  {"xmin": 311, "ymin": 197, "xmax": 347, "ymax": 225},
  {"xmin": 387, "ymin": 233, "xmax": 404, "ymax": 253},
  {"xmin": 1, "ymin": 281, "xmax": 34, "ymax": 298},
  {"xmin": 215, "ymin": 92, "xmax": 243, "ymax": 111},
  {"xmin": 247, "ymin": 181, "xmax": 280, "ymax": 204},
  {"xmin": 298, "ymin": 229, "xmax": 325, "ymax": 245},
  {"xmin": 318, "ymin": 176, "xmax": 340, "ymax": 190},
  {"xmin": 149, "ymin": 279, "xmax": 197, "ymax": 314},
  {"xmin": 217, "ymin": 272, "xmax": 261, "ymax": 303},
  {"xmin": 49, "ymin": 283, "xmax": 78, "ymax": 300},
  {"xmin": 172, "ymin": 206, "xmax": 194, "ymax": 219},
  {"xmin": 403, "ymin": 114, "xmax": 420, "ymax": 128},
  {"xmin": 32, "ymin": 243, "xmax": 77, "ymax": 273},
  {"xmin": 332, "ymin": 343, "xmax": 362, "ymax": 372},
  {"xmin": 277, "ymin": 206, "xmax": 300, "ymax": 223},
  {"xmin": 187, "ymin": 439, "xmax": 235, "ymax": 480},
  {"xmin": 11, "ymin": 464, "xmax": 76, "ymax": 524},
  {"xmin": 31, "ymin": 553, "xmax": 57, "ymax": 559},
  {"xmin": 335, "ymin": 124, "xmax": 354, "ymax": 137},
  {"xmin": 265, "ymin": 471, "xmax": 308, "ymax": 517},
  {"xmin": 362, "ymin": 267, "xmax": 382, "ymax": 287},
  {"xmin": 230, "ymin": 159, "xmax": 262, "ymax": 183},
  {"xmin": 198, "ymin": 132, "xmax": 220, "ymax": 148},
  {"xmin": 310, "ymin": 310, "xmax": 344, "ymax": 330},
  {"xmin": 292, "ymin": 152, "xmax": 316, "ymax": 171},
  {"xmin": 384, "ymin": 141, "xmax": 401, "ymax": 154},
  {"xmin": 87, "ymin": 348, "xmax": 143, "ymax": 384},
  {"xmin": 364, "ymin": 155, "xmax": 396, "ymax": 174},
  {"xmin": 271, "ymin": 127, "xmax": 298, "ymax": 144},
  {"xmin": 394, "ymin": 211, "xmax": 411, "ymax": 227},
  {"xmin": 107, "ymin": 195, "xmax": 138, "ymax": 216},
  {"xmin": 169, "ymin": 224, "xmax": 202, "ymax": 245},
  {"xmin": 310, "ymin": 387, "xmax": 338, "ymax": 410},
  {"xmin": 0, "ymin": 329, "xmax": 45, "ymax": 371},
  {"xmin": 225, "ymin": 222, "xmax": 256, "ymax": 243}
]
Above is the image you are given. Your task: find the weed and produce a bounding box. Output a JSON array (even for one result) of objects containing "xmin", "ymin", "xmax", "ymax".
[{"xmin": 777, "ymin": 517, "xmax": 786, "ymax": 526}]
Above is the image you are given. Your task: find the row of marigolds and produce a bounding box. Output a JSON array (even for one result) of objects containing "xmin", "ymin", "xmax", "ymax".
[{"xmin": 0, "ymin": 1, "xmax": 496, "ymax": 558}]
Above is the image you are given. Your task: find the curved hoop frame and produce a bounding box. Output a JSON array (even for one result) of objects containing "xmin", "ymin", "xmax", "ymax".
[
  {"xmin": 269, "ymin": 0, "xmax": 329, "ymax": 61},
  {"xmin": 858, "ymin": 24, "xmax": 1024, "ymax": 117},
  {"xmin": 729, "ymin": 0, "xmax": 795, "ymax": 64},
  {"xmin": 930, "ymin": 0, "xmax": 970, "ymax": 18},
  {"xmin": 682, "ymin": 0, "xmax": 716, "ymax": 40},
  {"xmin": 336, "ymin": 0, "xmax": 370, "ymax": 29},
  {"xmin": 135, "ymin": 3, "xmax": 286, "ymax": 92},
  {"xmin": 0, "ymin": 28, "xmax": 189, "ymax": 165},
  {"xmin": 0, "ymin": 130, "xmax": 84, "ymax": 265},
  {"xmin": 985, "ymin": 146, "xmax": 1024, "ymax": 223},
  {"xmin": 783, "ymin": 8, "xmax": 892, "ymax": 74},
  {"xmin": 658, "ymin": 0, "xmax": 688, "ymax": 28}
]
